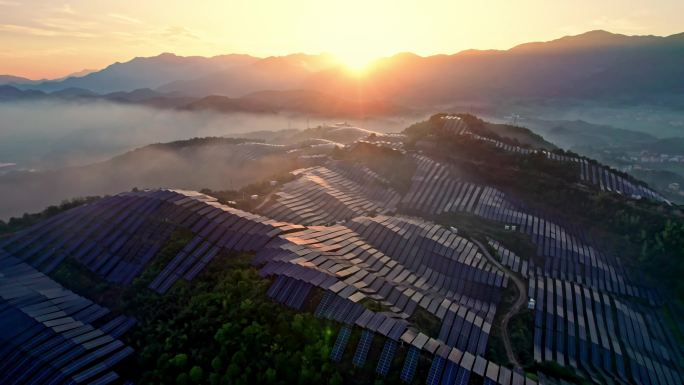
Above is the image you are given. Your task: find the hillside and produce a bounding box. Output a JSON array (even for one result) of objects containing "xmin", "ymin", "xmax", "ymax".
[
  {"xmin": 1, "ymin": 113, "xmax": 682, "ymax": 385},
  {"xmin": 0, "ymin": 138, "xmax": 295, "ymax": 220},
  {"xmin": 0, "ymin": 124, "xmax": 380, "ymax": 220}
]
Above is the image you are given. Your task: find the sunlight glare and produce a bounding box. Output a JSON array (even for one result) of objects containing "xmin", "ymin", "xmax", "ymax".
[{"xmin": 334, "ymin": 50, "xmax": 377, "ymax": 75}]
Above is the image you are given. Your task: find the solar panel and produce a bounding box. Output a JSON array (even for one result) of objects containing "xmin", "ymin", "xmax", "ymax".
[
  {"xmin": 426, "ymin": 355, "xmax": 446, "ymax": 385},
  {"xmin": 399, "ymin": 345, "xmax": 420, "ymax": 383},
  {"xmin": 329, "ymin": 326, "xmax": 352, "ymax": 362},
  {"xmin": 376, "ymin": 339, "xmax": 398, "ymax": 377},
  {"xmin": 351, "ymin": 330, "xmax": 374, "ymax": 367}
]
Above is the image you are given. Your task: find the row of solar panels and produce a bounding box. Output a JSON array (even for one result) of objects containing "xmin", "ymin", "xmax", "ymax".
[
  {"xmin": 261, "ymin": 165, "xmax": 400, "ymax": 225},
  {"xmin": 442, "ymin": 114, "xmax": 533, "ymax": 155},
  {"xmin": 441, "ymin": 115, "xmax": 669, "ymax": 205},
  {"xmin": 488, "ymin": 239, "xmax": 530, "ymax": 278},
  {"xmin": 440, "ymin": 115, "xmax": 468, "ymax": 137},
  {"xmin": 580, "ymin": 160, "xmax": 668, "ymax": 203},
  {"xmin": 0, "ymin": 253, "xmax": 134, "ymax": 385},
  {"xmin": 467, "ymin": 132, "xmax": 537, "ymax": 155},
  {"xmin": 327, "ymin": 160, "xmax": 395, "ymax": 191},
  {"xmin": 530, "ymin": 276, "xmax": 683, "ymax": 385}
]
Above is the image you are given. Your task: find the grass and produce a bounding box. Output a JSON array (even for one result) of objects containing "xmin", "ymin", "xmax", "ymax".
[
  {"xmin": 435, "ymin": 212, "xmax": 542, "ymax": 266},
  {"xmin": 359, "ymin": 297, "xmax": 392, "ymax": 313},
  {"xmin": 509, "ymin": 311, "xmax": 534, "ymax": 366},
  {"xmin": 50, "ymin": 227, "xmax": 194, "ymax": 313},
  {"xmin": 407, "ymin": 307, "xmax": 442, "ymax": 338},
  {"xmin": 485, "ymin": 281, "xmax": 519, "ymax": 367}
]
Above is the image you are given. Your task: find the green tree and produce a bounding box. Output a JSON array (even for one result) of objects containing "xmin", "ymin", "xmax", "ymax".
[{"xmin": 189, "ymin": 366, "xmax": 203, "ymax": 383}]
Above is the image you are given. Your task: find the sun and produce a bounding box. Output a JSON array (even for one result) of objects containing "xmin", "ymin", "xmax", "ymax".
[{"xmin": 334, "ymin": 51, "xmax": 377, "ymax": 75}]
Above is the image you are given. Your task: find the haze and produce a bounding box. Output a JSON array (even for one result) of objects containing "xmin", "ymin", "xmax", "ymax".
[{"xmin": 0, "ymin": 100, "xmax": 410, "ymax": 171}]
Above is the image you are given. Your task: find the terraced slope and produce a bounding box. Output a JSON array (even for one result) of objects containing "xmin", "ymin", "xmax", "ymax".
[{"xmin": 0, "ymin": 188, "xmax": 523, "ymax": 385}]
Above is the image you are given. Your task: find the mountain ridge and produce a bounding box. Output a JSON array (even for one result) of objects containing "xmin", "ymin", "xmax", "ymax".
[{"xmin": 5, "ymin": 30, "xmax": 682, "ymax": 101}]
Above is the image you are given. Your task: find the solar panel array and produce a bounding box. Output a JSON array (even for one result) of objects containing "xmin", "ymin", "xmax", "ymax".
[
  {"xmin": 0, "ymin": 132, "xmax": 680, "ymax": 384},
  {"xmin": 0, "ymin": 189, "xmax": 303, "ymax": 293},
  {"xmin": 530, "ymin": 276, "xmax": 683, "ymax": 385},
  {"xmin": 0, "ymin": 253, "xmax": 134, "ymax": 385},
  {"xmin": 260, "ymin": 163, "xmax": 400, "ymax": 225},
  {"xmin": 229, "ymin": 142, "xmax": 287, "ymax": 163},
  {"xmin": 253, "ymin": 213, "xmax": 534, "ymax": 384},
  {"xmin": 256, "ymin": 216, "xmax": 502, "ymax": 327},
  {"xmin": 441, "ymin": 115, "xmax": 669, "ymax": 204},
  {"xmin": 398, "ymin": 154, "xmax": 684, "ymax": 383},
  {"xmin": 401, "ymin": 155, "xmax": 658, "ymax": 302},
  {"xmin": 578, "ymin": 159, "xmax": 668, "ymax": 203}
]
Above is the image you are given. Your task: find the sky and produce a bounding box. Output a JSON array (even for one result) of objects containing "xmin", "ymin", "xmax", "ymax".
[{"xmin": 1, "ymin": 0, "xmax": 683, "ymax": 79}]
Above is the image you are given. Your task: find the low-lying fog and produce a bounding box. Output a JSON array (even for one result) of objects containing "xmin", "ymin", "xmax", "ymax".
[
  {"xmin": 0, "ymin": 99, "xmax": 404, "ymax": 170},
  {"xmin": 0, "ymin": 99, "xmax": 412, "ymax": 220}
]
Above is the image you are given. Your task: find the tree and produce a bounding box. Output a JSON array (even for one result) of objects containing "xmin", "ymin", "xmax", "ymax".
[
  {"xmin": 189, "ymin": 366, "xmax": 203, "ymax": 383},
  {"xmin": 171, "ymin": 353, "xmax": 188, "ymax": 368}
]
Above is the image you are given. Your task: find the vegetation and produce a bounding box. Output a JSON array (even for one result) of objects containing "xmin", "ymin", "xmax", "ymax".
[
  {"xmin": 509, "ymin": 311, "xmax": 534, "ymax": 366},
  {"xmin": 407, "ymin": 307, "xmax": 442, "ymax": 338},
  {"xmin": 52, "ymin": 248, "xmax": 344, "ymax": 383},
  {"xmin": 0, "ymin": 196, "xmax": 101, "ymax": 236},
  {"xmin": 435, "ymin": 212, "xmax": 541, "ymax": 266},
  {"xmin": 359, "ymin": 297, "xmax": 392, "ymax": 313},
  {"xmin": 201, "ymin": 172, "xmax": 296, "ymax": 212},
  {"xmin": 456, "ymin": 113, "xmax": 556, "ymax": 150},
  {"xmin": 149, "ymin": 137, "xmax": 259, "ymax": 150},
  {"xmin": 485, "ymin": 279, "xmax": 519, "ymax": 366},
  {"xmin": 333, "ymin": 142, "xmax": 416, "ymax": 194},
  {"xmin": 403, "ymin": 117, "xmax": 442, "ymax": 144},
  {"xmin": 526, "ymin": 361, "xmax": 591, "ymax": 385},
  {"xmin": 122, "ymin": 253, "xmax": 343, "ymax": 385},
  {"xmin": 402, "ymin": 113, "xmax": 555, "ymax": 150}
]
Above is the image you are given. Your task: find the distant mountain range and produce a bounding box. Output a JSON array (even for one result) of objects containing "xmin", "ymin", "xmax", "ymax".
[
  {"xmin": 0, "ymin": 85, "xmax": 403, "ymax": 118},
  {"xmin": 2, "ymin": 30, "xmax": 684, "ymax": 111}
]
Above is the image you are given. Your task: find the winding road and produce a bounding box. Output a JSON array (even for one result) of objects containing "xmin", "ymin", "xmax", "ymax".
[{"xmin": 472, "ymin": 238, "xmax": 527, "ymax": 369}]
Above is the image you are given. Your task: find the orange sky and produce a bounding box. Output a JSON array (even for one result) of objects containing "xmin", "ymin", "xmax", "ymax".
[{"xmin": 1, "ymin": 0, "xmax": 683, "ymax": 79}]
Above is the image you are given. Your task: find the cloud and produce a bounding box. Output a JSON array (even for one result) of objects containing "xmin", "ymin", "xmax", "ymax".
[
  {"xmin": 163, "ymin": 26, "xmax": 198, "ymax": 40},
  {"xmin": 56, "ymin": 4, "xmax": 76, "ymax": 14},
  {"xmin": 109, "ymin": 13, "xmax": 142, "ymax": 24},
  {"xmin": 0, "ymin": 0, "xmax": 20, "ymax": 6},
  {"xmin": 0, "ymin": 22, "xmax": 98, "ymax": 38}
]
